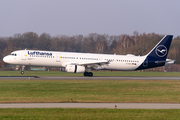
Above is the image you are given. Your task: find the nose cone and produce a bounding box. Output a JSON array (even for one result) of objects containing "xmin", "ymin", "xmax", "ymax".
[{"xmin": 3, "ymin": 56, "xmax": 9, "ymax": 63}]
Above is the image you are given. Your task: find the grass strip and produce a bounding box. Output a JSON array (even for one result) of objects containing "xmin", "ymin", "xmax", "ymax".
[
  {"xmin": 0, "ymin": 108, "xmax": 179, "ymax": 120},
  {"xmin": 0, "ymin": 80, "xmax": 180, "ymax": 103}
]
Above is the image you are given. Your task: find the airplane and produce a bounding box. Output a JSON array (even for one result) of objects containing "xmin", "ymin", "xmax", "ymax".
[{"xmin": 3, "ymin": 35, "xmax": 174, "ymax": 77}]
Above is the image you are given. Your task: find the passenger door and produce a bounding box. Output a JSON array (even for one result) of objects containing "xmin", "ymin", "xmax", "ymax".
[
  {"xmin": 143, "ymin": 58, "xmax": 148, "ymax": 67},
  {"xmin": 21, "ymin": 51, "xmax": 26, "ymax": 60},
  {"xmin": 56, "ymin": 53, "xmax": 61, "ymax": 62}
]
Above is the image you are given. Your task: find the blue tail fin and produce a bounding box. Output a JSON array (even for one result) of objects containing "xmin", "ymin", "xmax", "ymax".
[
  {"xmin": 136, "ymin": 35, "xmax": 173, "ymax": 70},
  {"xmin": 146, "ymin": 35, "xmax": 173, "ymax": 59}
]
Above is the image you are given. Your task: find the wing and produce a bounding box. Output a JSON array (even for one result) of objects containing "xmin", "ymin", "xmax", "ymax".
[
  {"xmin": 77, "ymin": 60, "xmax": 110, "ymax": 68},
  {"xmin": 62, "ymin": 60, "xmax": 110, "ymax": 69}
]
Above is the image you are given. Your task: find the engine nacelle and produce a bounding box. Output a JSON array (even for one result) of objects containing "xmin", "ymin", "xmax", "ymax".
[{"xmin": 65, "ymin": 65, "xmax": 85, "ymax": 73}]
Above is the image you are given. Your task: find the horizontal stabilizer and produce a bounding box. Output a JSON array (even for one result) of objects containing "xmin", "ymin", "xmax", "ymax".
[
  {"xmin": 155, "ymin": 59, "xmax": 175, "ymax": 65},
  {"xmin": 165, "ymin": 59, "xmax": 175, "ymax": 65}
]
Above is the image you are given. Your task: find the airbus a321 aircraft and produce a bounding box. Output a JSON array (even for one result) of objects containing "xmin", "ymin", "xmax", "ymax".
[{"xmin": 3, "ymin": 35, "xmax": 174, "ymax": 77}]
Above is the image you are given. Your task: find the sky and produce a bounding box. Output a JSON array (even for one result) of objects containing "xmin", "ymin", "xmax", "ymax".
[{"xmin": 0, "ymin": 0, "xmax": 180, "ymax": 37}]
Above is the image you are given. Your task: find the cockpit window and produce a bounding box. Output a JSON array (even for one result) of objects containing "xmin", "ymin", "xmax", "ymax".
[{"xmin": 9, "ymin": 53, "xmax": 17, "ymax": 56}]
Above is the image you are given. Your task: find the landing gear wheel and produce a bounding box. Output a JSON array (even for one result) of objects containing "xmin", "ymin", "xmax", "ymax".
[
  {"xmin": 21, "ymin": 71, "xmax": 24, "ymax": 75},
  {"xmin": 83, "ymin": 72, "xmax": 93, "ymax": 77},
  {"xmin": 84, "ymin": 72, "xmax": 89, "ymax": 76},
  {"xmin": 89, "ymin": 72, "xmax": 93, "ymax": 77}
]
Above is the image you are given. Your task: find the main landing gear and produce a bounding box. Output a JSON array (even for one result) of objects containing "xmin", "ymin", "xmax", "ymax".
[{"xmin": 83, "ymin": 72, "xmax": 93, "ymax": 77}]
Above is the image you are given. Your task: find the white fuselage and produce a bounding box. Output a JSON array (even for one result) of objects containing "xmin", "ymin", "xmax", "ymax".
[{"xmin": 3, "ymin": 50, "xmax": 146, "ymax": 71}]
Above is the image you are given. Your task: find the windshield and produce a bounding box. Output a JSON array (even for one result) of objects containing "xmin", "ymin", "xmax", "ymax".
[{"xmin": 9, "ymin": 53, "xmax": 17, "ymax": 56}]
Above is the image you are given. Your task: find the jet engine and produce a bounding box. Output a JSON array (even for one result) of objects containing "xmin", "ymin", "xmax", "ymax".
[{"xmin": 65, "ymin": 65, "xmax": 85, "ymax": 73}]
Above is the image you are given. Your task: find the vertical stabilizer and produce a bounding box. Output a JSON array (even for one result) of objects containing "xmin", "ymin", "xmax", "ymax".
[
  {"xmin": 146, "ymin": 35, "xmax": 173, "ymax": 59},
  {"xmin": 136, "ymin": 35, "xmax": 173, "ymax": 70}
]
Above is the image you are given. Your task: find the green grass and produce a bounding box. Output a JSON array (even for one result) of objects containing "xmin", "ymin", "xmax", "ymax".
[
  {"xmin": 0, "ymin": 108, "xmax": 179, "ymax": 120},
  {"xmin": 0, "ymin": 80, "xmax": 180, "ymax": 103},
  {"xmin": 0, "ymin": 72, "xmax": 180, "ymax": 119},
  {"xmin": 0, "ymin": 71, "xmax": 180, "ymax": 76}
]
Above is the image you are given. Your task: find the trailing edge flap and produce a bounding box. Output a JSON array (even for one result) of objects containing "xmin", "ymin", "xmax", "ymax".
[
  {"xmin": 62, "ymin": 61, "xmax": 110, "ymax": 68},
  {"xmin": 77, "ymin": 60, "xmax": 110, "ymax": 66}
]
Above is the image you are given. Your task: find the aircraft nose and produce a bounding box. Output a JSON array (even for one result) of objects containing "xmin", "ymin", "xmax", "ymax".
[{"xmin": 3, "ymin": 56, "xmax": 9, "ymax": 63}]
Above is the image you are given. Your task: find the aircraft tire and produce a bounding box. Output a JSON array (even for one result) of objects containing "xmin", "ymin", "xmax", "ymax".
[
  {"xmin": 83, "ymin": 72, "xmax": 93, "ymax": 77},
  {"xmin": 88, "ymin": 72, "xmax": 93, "ymax": 77},
  {"xmin": 83, "ymin": 72, "xmax": 89, "ymax": 76},
  {"xmin": 21, "ymin": 71, "xmax": 24, "ymax": 75}
]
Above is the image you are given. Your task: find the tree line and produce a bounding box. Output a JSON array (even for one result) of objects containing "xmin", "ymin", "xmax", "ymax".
[{"xmin": 0, "ymin": 31, "xmax": 180, "ymax": 64}]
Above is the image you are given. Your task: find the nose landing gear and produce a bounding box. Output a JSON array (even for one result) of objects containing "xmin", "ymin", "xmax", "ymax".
[
  {"xmin": 21, "ymin": 66, "xmax": 25, "ymax": 75},
  {"xmin": 21, "ymin": 71, "xmax": 24, "ymax": 75}
]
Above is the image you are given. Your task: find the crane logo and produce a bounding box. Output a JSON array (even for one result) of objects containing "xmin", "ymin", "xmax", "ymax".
[{"xmin": 155, "ymin": 45, "xmax": 167, "ymax": 57}]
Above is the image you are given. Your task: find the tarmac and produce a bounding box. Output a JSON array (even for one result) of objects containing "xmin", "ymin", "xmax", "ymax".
[
  {"xmin": 0, "ymin": 103, "xmax": 180, "ymax": 109},
  {"xmin": 1, "ymin": 76, "xmax": 180, "ymax": 80}
]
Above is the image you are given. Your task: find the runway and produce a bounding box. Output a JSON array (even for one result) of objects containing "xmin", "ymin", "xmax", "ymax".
[
  {"xmin": 1, "ymin": 76, "xmax": 180, "ymax": 80},
  {"xmin": 0, "ymin": 103, "xmax": 180, "ymax": 109}
]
